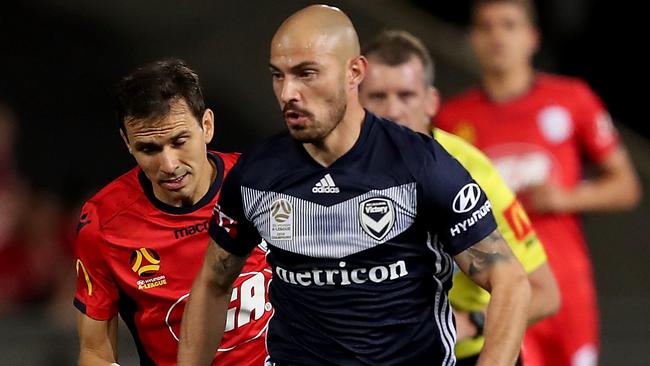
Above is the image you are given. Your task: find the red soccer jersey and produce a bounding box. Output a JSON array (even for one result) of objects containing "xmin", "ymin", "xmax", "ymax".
[
  {"xmin": 437, "ymin": 74, "xmax": 618, "ymax": 363},
  {"xmin": 74, "ymin": 151, "xmax": 272, "ymax": 366},
  {"xmin": 437, "ymin": 74, "xmax": 619, "ymax": 276}
]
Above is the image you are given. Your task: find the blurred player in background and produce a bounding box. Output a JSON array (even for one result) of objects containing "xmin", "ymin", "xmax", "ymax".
[
  {"xmin": 179, "ymin": 5, "xmax": 530, "ymax": 366},
  {"xmin": 436, "ymin": 1, "xmax": 642, "ymax": 365},
  {"xmin": 360, "ymin": 29, "xmax": 559, "ymax": 366},
  {"xmin": 73, "ymin": 59, "xmax": 271, "ymax": 366}
]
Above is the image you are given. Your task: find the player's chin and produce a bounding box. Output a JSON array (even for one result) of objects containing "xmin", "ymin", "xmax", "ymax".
[{"xmin": 288, "ymin": 128, "xmax": 322, "ymax": 143}]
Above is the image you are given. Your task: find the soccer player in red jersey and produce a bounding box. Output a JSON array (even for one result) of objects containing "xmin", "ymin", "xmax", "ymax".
[
  {"xmin": 73, "ymin": 60, "xmax": 272, "ymax": 366},
  {"xmin": 436, "ymin": 1, "xmax": 642, "ymax": 365}
]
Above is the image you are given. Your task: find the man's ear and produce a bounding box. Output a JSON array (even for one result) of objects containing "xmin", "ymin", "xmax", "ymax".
[
  {"xmin": 201, "ymin": 109, "xmax": 215, "ymax": 145},
  {"xmin": 427, "ymin": 86, "xmax": 440, "ymax": 119},
  {"xmin": 349, "ymin": 55, "xmax": 368, "ymax": 90}
]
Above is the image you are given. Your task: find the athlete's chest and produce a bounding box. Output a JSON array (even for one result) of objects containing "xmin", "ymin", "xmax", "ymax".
[
  {"xmin": 458, "ymin": 99, "xmax": 582, "ymax": 191},
  {"xmin": 241, "ymin": 167, "xmax": 421, "ymax": 259},
  {"xmin": 100, "ymin": 209, "xmax": 213, "ymax": 296},
  {"xmin": 466, "ymin": 98, "xmax": 577, "ymax": 147}
]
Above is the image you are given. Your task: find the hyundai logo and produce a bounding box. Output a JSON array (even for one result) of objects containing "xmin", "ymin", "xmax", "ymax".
[{"xmin": 452, "ymin": 183, "xmax": 481, "ymax": 213}]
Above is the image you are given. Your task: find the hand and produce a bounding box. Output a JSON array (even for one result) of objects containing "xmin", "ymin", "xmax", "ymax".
[
  {"xmin": 519, "ymin": 182, "xmax": 570, "ymax": 214},
  {"xmin": 453, "ymin": 309, "xmax": 478, "ymax": 341}
]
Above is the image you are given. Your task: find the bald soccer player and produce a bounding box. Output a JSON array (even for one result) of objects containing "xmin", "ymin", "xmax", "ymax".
[{"xmin": 178, "ymin": 6, "xmax": 530, "ymax": 366}]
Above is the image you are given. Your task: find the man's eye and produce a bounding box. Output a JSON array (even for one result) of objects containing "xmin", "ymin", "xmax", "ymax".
[
  {"xmin": 399, "ymin": 92, "xmax": 415, "ymax": 100},
  {"xmin": 138, "ymin": 146, "xmax": 156, "ymax": 154},
  {"xmin": 302, "ymin": 70, "xmax": 316, "ymax": 77}
]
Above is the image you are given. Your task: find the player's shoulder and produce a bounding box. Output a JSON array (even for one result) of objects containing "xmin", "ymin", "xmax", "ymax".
[
  {"xmin": 372, "ymin": 113, "xmax": 446, "ymax": 164},
  {"xmin": 439, "ymin": 87, "xmax": 484, "ymax": 113},
  {"xmin": 434, "ymin": 128, "xmax": 492, "ymax": 169},
  {"xmin": 369, "ymin": 115, "xmax": 466, "ymax": 189},
  {"xmin": 537, "ymin": 73, "xmax": 593, "ymax": 95},
  {"xmin": 434, "ymin": 128, "xmax": 507, "ymax": 193},
  {"xmin": 209, "ymin": 150, "xmax": 241, "ymax": 172},
  {"xmin": 82, "ymin": 167, "xmax": 145, "ymax": 227},
  {"xmin": 373, "ymin": 112, "xmax": 433, "ymax": 147}
]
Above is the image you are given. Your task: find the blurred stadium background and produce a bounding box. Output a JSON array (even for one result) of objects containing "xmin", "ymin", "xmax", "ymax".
[{"xmin": 1, "ymin": 1, "xmax": 647, "ymax": 364}]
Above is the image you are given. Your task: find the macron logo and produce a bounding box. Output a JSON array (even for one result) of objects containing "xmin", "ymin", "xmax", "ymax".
[{"xmin": 312, "ymin": 173, "xmax": 340, "ymax": 193}]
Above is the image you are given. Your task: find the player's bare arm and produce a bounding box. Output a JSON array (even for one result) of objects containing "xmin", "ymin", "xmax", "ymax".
[
  {"xmin": 454, "ymin": 229, "xmax": 531, "ymax": 366},
  {"xmin": 526, "ymin": 262, "xmax": 560, "ymax": 325},
  {"xmin": 177, "ymin": 239, "xmax": 248, "ymax": 366},
  {"xmin": 453, "ymin": 245, "xmax": 559, "ymax": 340},
  {"xmin": 524, "ymin": 147, "xmax": 641, "ymax": 214},
  {"xmin": 77, "ymin": 314, "xmax": 118, "ymax": 366},
  {"xmin": 568, "ymin": 147, "xmax": 641, "ymax": 212}
]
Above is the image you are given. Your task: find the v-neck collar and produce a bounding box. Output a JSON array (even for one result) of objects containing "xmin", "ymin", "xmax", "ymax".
[{"xmin": 295, "ymin": 110, "xmax": 373, "ymax": 169}]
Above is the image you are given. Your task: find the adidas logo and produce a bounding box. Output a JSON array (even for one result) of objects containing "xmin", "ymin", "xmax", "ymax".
[{"xmin": 312, "ymin": 173, "xmax": 340, "ymax": 193}]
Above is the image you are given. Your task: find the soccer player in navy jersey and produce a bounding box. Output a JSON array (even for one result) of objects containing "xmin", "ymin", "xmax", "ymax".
[{"xmin": 179, "ymin": 5, "xmax": 530, "ymax": 366}]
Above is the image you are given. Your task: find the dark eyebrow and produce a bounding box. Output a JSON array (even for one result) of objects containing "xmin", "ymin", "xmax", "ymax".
[
  {"xmin": 171, "ymin": 130, "xmax": 191, "ymax": 140},
  {"xmin": 133, "ymin": 130, "xmax": 190, "ymax": 150},
  {"xmin": 269, "ymin": 61, "xmax": 320, "ymax": 73},
  {"xmin": 134, "ymin": 141, "xmax": 160, "ymax": 151}
]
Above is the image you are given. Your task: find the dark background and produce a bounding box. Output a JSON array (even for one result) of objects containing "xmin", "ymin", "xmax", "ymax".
[
  {"xmin": 0, "ymin": 1, "xmax": 648, "ymax": 364},
  {"xmin": 1, "ymin": 0, "xmax": 647, "ymax": 202}
]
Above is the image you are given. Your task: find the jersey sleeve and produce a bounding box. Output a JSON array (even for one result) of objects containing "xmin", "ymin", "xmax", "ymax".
[
  {"xmin": 435, "ymin": 129, "xmax": 547, "ymax": 272},
  {"xmin": 209, "ymin": 162, "xmax": 261, "ymax": 257},
  {"xmin": 573, "ymin": 80, "xmax": 620, "ymax": 163},
  {"xmin": 499, "ymin": 198, "xmax": 546, "ymax": 273},
  {"xmin": 418, "ymin": 138, "xmax": 497, "ymax": 255},
  {"xmin": 73, "ymin": 202, "xmax": 119, "ymax": 320}
]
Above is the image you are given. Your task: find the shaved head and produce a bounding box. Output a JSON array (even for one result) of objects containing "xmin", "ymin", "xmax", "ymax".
[
  {"xmin": 269, "ymin": 5, "xmax": 367, "ymax": 146},
  {"xmin": 272, "ymin": 5, "xmax": 360, "ymax": 66}
]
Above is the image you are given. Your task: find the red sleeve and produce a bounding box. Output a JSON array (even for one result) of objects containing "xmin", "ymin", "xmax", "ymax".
[
  {"xmin": 573, "ymin": 81, "xmax": 620, "ymax": 163},
  {"xmin": 214, "ymin": 151, "xmax": 241, "ymax": 173},
  {"xmin": 73, "ymin": 202, "xmax": 119, "ymax": 320}
]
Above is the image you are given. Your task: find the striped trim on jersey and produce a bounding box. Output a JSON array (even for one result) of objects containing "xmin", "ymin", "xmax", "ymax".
[
  {"xmin": 240, "ymin": 183, "xmax": 417, "ymax": 258},
  {"xmin": 428, "ymin": 234, "xmax": 457, "ymax": 365}
]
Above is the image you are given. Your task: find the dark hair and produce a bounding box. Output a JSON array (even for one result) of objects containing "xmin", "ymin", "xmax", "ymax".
[
  {"xmin": 362, "ymin": 30, "xmax": 435, "ymax": 86},
  {"xmin": 471, "ymin": 0, "xmax": 538, "ymax": 26},
  {"xmin": 116, "ymin": 59, "xmax": 205, "ymax": 133}
]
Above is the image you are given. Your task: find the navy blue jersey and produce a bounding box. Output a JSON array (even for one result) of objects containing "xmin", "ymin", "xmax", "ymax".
[{"xmin": 209, "ymin": 111, "xmax": 497, "ymax": 366}]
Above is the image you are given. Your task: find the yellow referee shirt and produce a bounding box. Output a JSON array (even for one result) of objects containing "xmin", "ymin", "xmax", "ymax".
[{"xmin": 435, "ymin": 128, "xmax": 547, "ymax": 359}]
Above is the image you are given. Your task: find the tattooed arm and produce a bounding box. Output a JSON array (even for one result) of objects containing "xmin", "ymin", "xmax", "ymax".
[
  {"xmin": 177, "ymin": 239, "xmax": 248, "ymax": 366},
  {"xmin": 454, "ymin": 229, "xmax": 531, "ymax": 366}
]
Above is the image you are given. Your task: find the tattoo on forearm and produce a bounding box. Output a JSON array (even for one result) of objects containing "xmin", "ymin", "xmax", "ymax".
[
  {"xmin": 210, "ymin": 249, "xmax": 246, "ymax": 289},
  {"xmin": 467, "ymin": 231, "xmax": 512, "ymax": 276}
]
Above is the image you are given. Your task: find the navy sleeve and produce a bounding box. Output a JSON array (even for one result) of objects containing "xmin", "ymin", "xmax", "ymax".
[
  {"xmin": 209, "ymin": 161, "xmax": 261, "ymax": 257},
  {"xmin": 418, "ymin": 138, "xmax": 497, "ymax": 255}
]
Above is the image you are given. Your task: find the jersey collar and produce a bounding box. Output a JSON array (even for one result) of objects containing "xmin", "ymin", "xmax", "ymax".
[{"xmin": 138, "ymin": 152, "xmax": 224, "ymax": 215}]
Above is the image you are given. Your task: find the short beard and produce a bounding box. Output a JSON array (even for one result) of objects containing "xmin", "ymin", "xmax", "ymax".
[{"xmin": 289, "ymin": 88, "xmax": 347, "ymax": 144}]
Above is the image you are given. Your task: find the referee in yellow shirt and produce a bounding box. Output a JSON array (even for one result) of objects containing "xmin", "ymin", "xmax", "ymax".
[{"xmin": 360, "ymin": 30, "xmax": 560, "ymax": 365}]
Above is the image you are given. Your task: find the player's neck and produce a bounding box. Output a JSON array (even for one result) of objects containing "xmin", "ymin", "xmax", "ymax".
[
  {"xmin": 482, "ymin": 65, "xmax": 535, "ymax": 103},
  {"xmin": 303, "ymin": 103, "xmax": 366, "ymax": 167},
  {"xmin": 191, "ymin": 155, "xmax": 217, "ymax": 204}
]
